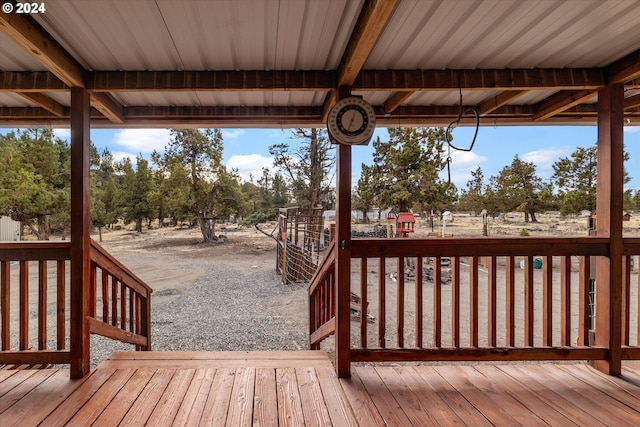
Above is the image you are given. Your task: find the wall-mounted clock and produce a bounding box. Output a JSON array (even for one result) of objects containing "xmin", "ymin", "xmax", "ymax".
[{"xmin": 327, "ymin": 96, "xmax": 376, "ymax": 145}]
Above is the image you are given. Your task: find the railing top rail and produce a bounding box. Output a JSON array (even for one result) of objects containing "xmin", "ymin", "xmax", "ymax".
[
  {"xmin": 351, "ymin": 236, "xmax": 610, "ymax": 258},
  {"xmin": 0, "ymin": 241, "xmax": 71, "ymax": 261},
  {"xmin": 90, "ymin": 239, "xmax": 153, "ymax": 295}
]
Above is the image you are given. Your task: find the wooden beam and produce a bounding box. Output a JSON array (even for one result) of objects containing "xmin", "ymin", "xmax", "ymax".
[
  {"xmin": 90, "ymin": 93, "xmax": 124, "ymax": 124},
  {"xmin": 17, "ymin": 92, "xmax": 65, "ymax": 116},
  {"xmin": 0, "ymin": 71, "xmax": 67, "ymax": 92},
  {"xmin": 88, "ymin": 70, "xmax": 336, "ymax": 92},
  {"xmin": 594, "ymin": 83, "xmax": 624, "ymax": 376},
  {"xmin": 354, "ymin": 68, "xmax": 606, "ymax": 90},
  {"xmin": 69, "ymin": 87, "xmax": 91, "ymax": 379},
  {"xmin": 0, "ymin": 13, "xmax": 84, "ymax": 87},
  {"xmin": 479, "ymin": 91, "xmax": 526, "ymax": 116},
  {"xmin": 606, "ymin": 48, "xmax": 640, "ymax": 84},
  {"xmin": 323, "ymin": 0, "xmax": 398, "ymax": 120},
  {"xmin": 383, "ymin": 91, "xmax": 414, "ymax": 114},
  {"xmin": 624, "ymin": 93, "xmax": 640, "ymax": 109},
  {"xmin": 532, "ymin": 90, "xmax": 596, "ymax": 121}
]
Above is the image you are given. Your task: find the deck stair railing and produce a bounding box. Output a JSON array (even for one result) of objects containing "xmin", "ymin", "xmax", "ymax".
[
  {"xmin": 0, "ymin": 239, "xmax": 152, "ymax": 368},
  {"xmin": 310, "ymin": 236, "xmax": 640, "ymax": 365}
]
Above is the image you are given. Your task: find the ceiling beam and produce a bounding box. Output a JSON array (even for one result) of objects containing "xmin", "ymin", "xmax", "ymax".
[
  {"xmin": 0, "ymin": 12, "xmax": 125, "ymax": 123},
  {"xmin": 0, "ymin": 71, "xmax": 67, "ymax": 92},
  {"xmin": 0, "ymin": 13, "xmax": 84, "ymax": 87},
  {"xmin": 90, "ymin": 93, "xmax": 124, "ymax": 124},
  {"xmin": 322, "ymin": 0, "xmax": 398, "ymax": 121},
  {"xmin": 355, "ymin": 68, "xmax": 606, "ymax": 90},
  {"xmin": 17, "ymin": 92, "xmax": 65, "ymax": 116},
  {"xmin": 88, "ymin": 70, "xmax": 336, "ymax": 92},
  {"xmin": 532, "ymin": 90, "xmax": 597, "ymax": 121},
  {"xmin": 606, "ymin": 48, "xmax": 640, "ymax": 84},
  {"xmin": 478, "ymin": 91, "xmax": 526, "ymax": 116},
  {"xmin": 625, "ymin": 93, "xmax": 640, "ymax": 109},
  {"xmin": 383, "ymin": 91, "xmax": 414, "ymax": 114}
]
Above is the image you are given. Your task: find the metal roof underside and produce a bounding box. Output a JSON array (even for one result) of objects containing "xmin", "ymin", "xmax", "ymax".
[{"xmin": 1, "ymin": 0, "xmax": 640, "ymax": 128}]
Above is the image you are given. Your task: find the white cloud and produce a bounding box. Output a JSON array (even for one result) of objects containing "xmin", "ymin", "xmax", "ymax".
[
  {"xmin": 226, "ymin": 154, "xmax": 274, "ymax": 182},
  {"xmin": 111, "ymin": 151, "xmax": 138, "ymax": 163},
  {"xmin": 441, "ymin": 150, "xmax": 488, "ymax": 188},
  {"xmin": 53, "ymin": 128, "xmax": 70, "ymax": 139},
  {"xmin": 624, "ymin": 126, "xmax": 640, "ymax": 133},
  {"xmin": 522, "ymin": 146, "xmax": 570, "ymax": 179},
  {"xmin": 113, "ymin": 129, "xmax": 171, "ymax": 153},
  {"xmin": 221, "ymin": 129, "xmax": 245, "ymax": 140}
]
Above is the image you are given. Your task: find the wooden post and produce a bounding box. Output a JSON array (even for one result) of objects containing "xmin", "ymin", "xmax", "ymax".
[
  {"xmin": 594, "ymin": 83, "xmax": 624, "ymax": 376},
  {"xmin": 334, "ymin": 87, "xmax": 352, "ymax": 378},
  {"xmin": 70, "ymin": 87, "xmax": 91, "ymax": 379}
]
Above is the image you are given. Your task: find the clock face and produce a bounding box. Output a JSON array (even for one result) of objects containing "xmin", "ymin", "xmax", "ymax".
[{"xmin": 327, "ymin": 97, "xmax": 376, "ymax": 145}]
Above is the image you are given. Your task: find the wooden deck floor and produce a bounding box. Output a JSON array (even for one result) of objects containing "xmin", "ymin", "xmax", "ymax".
[{"xmin": 1, "ymin": 351, "xmax": 640, "ymax": 426}]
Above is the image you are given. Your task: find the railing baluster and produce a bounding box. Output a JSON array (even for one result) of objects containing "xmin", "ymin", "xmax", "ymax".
[
  {"xmin": 129, "ymin": 291, "xmax": 135, "ymax": 333},
  {"xmin": 121, "ymin": 281, "xmax": 127, "ymax": 331},
  {"xmin": 578, "ymin": 256, "xmax": 591, "ymax": 346},
  {"xmin": 19, "ymin": 260, "xmax": 28, "ymax": 350},
  {"xmin": 112, "ymin": 278, "xmax": 118, "ymax": 327},
  {"xmin": 434, "ymin": 256, "xmax": 441, "ymax": 348},
  {"xmin": 470, "ymin": 256, "xmax": 479, "ymax": 347},
  {"xmin": 360, "ymin": 258, "xmax": 367, "ymax": 348},
  {"xmin": 38, "ymin": 260, "xmax": 47, "ymax": 350},
  {"xmin": 397, "ymin": 257, "xmax": 405, "ymax": 348},
  {"xmin": 452, "ymin": 256, "xmax": 460, "ymax": 348},
  {"xmin": 560, "ymin": 256, "xmax": 571, "ymax": 347},
  {"xmin": 637, "ymin": 258, "xmax": 640, "ymax": 346},
  {"xmin": 89, "ymin": 261, "xmax": 96, "ymax": 319},
  {"xmin": 416, "ymin": 257, "xmax": 423, "ymax": 348},
  {"xmin": 57, "ymin": 260, "xmax": 66, "ymax": 350},
  {"xmin": 1, "ymin": 260, "xmax": 10, "ymax": 350},
  {"xmin": 506, "ymin": 256, "xmax": 515, "ymax": 347},
  {"xmin": 102, "ymin": 269, "xmax": 109, "ymax": 323},
  {"xmin": 543, "ymin": 256, "xmax": 553, "ymax": 347},
  {"xmin": 524, "ymin": 256, "xmax": 534, "ymax": 347},
  {"xmin": 378, "ymin": 257, "xmax": 386, "ymax": 348},
  {"xmin": 623, "ymin": 256, "xmax": 631, "ymax": 346},
  {"xmin": 488, "ymin": 256, "xmax": 497, "ymax": 347}
]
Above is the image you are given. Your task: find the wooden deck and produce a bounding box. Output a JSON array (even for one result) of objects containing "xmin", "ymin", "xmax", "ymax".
[{"xmin": 1, "ymin": 351, "xmax": 640, "ymax": 426}]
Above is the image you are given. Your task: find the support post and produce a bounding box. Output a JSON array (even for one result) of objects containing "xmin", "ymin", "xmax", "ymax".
[
  {"xmin": 335, "ymin": 86, "xmax": 352, "ymax": 377},
  {"xmin": 70, "ymin": 87, "xmax": 91, "ymax": 378},
  {"xmin": 594, "ymin": 83, "xmax": 624, "ymax": 375}
]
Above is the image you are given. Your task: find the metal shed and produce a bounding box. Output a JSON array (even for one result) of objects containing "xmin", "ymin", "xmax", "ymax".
[{"xmin": 0, "ymin": 216, "xmax": 20, "ymax": 241}]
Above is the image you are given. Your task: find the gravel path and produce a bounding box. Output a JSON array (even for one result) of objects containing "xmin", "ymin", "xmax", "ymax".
[{"xmin": 90, "ymin": 230, "xmax": 310, "ymax": 367}]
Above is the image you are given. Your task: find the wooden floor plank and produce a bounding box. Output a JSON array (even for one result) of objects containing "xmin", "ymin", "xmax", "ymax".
[
  {"xmin": 118, "ymin": 369, "xmax": 176, "ymax": 426},
  {"xmin": 0, "ymin": 370, "xmax": 58, "ymax": 415},
  {"xmin": 524, "ymin": 364, "xmax": 640, "ymax": 426},
  {"xmin": 0, "ymin": 368, "xmax": 39, "ymax": 400},
  {"xmin": 339, "ymin": 368, "xmax": 386, "ymax": 427},
  {"xmin": 252, "ymin": 368, "xmax": 278, "ymax": 427},
  {"xmin": 225, "ymin": 367, "xmax": 256, "ymax": 427},
  {"xmin": 1, "ymin": 370, "xmax": 81, "ymax": 427},
  {"xmin": 315, "ymin": 366, "xmax": 359, "ymax": 427},
  {"xmin": 458, "ymin": 365, "xmax": 548, "ymax": 425},
  {"xmin": 557, "ymin": 363, "xmax": 640, "ymax": 411},
  {"xmin": 474, "ymin": 365, "xmax": 580, "ymax": 426},
  {"xmin": 375, "ymin": 366, "xmax": 440, "ymax": 427},
  {"xmin": 391, "ymin": 366, "xmax": 466, "ymax": 426},
  {"xmin": 174, "ymin": 368, "xmax": 216, "ymax": 426},
  {"xmin": 146, "ymin": 368, "xmax": 196, "ymax": 426},
  {"xmin": 199, "ymin": 368, "xmax": 235, "ymax": 426},
  {"xmin": 355, "ymin": 366, "xmax": 413, "ymax": 427},
  {"xmin": 414, "ymin": 366, "xmax": 493, "ymax": 427},
  {"xmin": 276, "ymin": 367, "xmax": 305, "ymax": 427},
  {"xmin": 437, "ymin": 365, "xmax": 523, "ymax": 427},
  {"xmin": 295, "ymin": 366, "xmax": 333, "ymax": 427},
  {"xmin": 508, "ymin": 365, "xmax": 626, "ymax": 427},
  {"xmin": 106, "ymin": 350, "xmax": 331, "ymax": 362},
  {"xmin": 92, "ymin": 369, "xmax": 155, "ymax": 426}
]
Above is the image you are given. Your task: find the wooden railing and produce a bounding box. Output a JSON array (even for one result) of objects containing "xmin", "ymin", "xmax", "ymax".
[
  {"xmin": 0, "ymin": 242, "xmax": 72, "ymax": 366},
  {"xmin": 308, "ymin": 243, "xmax": 336, "ymax": 349},
  {"xmin": 0, "ymin": 239, "xmax": 152, "ymax": 368},
  {"xmin": 623, "ymin": 237, "xmax": 640, "ymax": 360},
  {"xmin": 307, "ymin": 236, "xmax": 640, "ymax": 365},
  {"xmin": 89, "ymin": 239, "xmax": 152, "ymax": 350}
]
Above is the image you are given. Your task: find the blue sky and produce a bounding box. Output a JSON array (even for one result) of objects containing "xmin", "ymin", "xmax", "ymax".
[{"xmin": 7, "ymin": 125, "xmax": 640, "ymax": 191}]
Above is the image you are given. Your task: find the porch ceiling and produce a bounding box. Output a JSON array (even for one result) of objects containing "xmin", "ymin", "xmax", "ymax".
[{"xmin": 1, "ymin": 0, "xmax": 640, "ymax": 128}]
